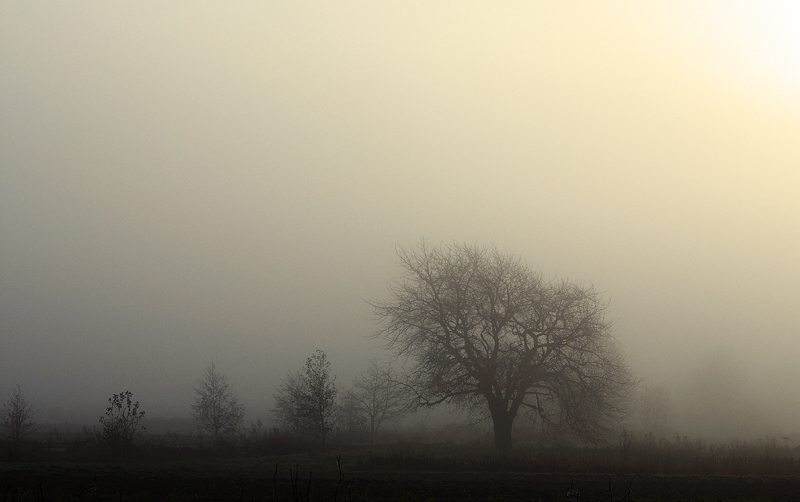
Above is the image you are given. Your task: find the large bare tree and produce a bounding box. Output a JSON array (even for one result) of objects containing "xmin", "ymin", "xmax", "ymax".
[{"xmin": 372, "ymin": 242, "xmax": 633, "ymax": 450}]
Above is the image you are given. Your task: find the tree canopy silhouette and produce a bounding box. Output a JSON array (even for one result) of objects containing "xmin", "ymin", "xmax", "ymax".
[{"xmin": 372, "ymin": 242, "xmax": 633, "ymax": 450}]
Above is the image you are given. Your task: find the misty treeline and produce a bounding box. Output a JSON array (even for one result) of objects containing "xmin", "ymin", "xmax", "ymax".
[
  {"xmin": 271, "ymin": 350, "xmax": 411, "ymax": 449},
  {"xmin": 3, "ymin": 242, "xmax": 794, "ymax": 464},
  {"xmin": 0, "ymin": 349, "xmax": 415, "ymax": 457},
  {"xmin": 0, "ymin": 242, "xmax": 666, "ymax": 459},
  {"xmin": 0, "ymin": 388, "xmax": 149, "ymax": 459},
  {"xmin": 0, "ymin": 370, "xmax": 698, "ymax": 462},
  {"xmin": 6, "ymin": 377, "xmax": 800, "ymax": 478},
  {"xmin": 267, "ymin": 241, "xmax": 637, "ymax": 451}
]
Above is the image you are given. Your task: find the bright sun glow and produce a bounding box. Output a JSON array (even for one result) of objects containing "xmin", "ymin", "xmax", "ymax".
[{"xmin": 657, "ymin": 1, "xmax": 800, "ymax": 107}]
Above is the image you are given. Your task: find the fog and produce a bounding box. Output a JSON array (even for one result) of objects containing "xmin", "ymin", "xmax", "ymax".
[{"xmin": 2, "ymin": 2, "xmax": 799, "ymax": 438}]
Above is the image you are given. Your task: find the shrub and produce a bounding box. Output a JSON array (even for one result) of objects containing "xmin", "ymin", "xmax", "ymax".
[{"xmin": 99, "ymin": 391, "xmax": 145, "ymax": 453}]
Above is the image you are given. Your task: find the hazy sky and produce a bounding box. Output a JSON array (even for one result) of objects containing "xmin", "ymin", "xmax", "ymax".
[{"xmin": 2, "ymin": 2, "xmax": 799, "ymax": 435}]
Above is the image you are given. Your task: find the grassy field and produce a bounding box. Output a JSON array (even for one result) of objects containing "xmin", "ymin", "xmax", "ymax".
[{"xmin": 3, "ymin": 432, "xmax": 800, "ymax": 501}]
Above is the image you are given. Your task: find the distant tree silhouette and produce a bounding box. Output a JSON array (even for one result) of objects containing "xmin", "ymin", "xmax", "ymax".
[
  {"xmin": 636, "ymin": 384, "xmax": 673, "ymax": 435},
  {"xmin": 273, "ymin": 369, "xmax": 304, "ymax": 433},
  {"xmin": 0, "ymin": 385, "xmax": 37, "ymax": 459},
  {"xmin": 99, "ymin": 390, "xmax": 145, "ymax": 453},
  {"xmin": 336, "ymin": 387, "xmax": 367, "ymax": 440},
  {"xmin": 192, "ymin": 363, "xmax": 246, "ymax": 446},
  {"xmin": 371, "ymin": 242, "xmax": 634, "ymax": 451},
  {"xmin": 352, "ymin": 358, "xmax": 409, "ymax": 439},
  {"xmin": 273, "ymin": 350, "xmax": 337, "ymax": 448}
]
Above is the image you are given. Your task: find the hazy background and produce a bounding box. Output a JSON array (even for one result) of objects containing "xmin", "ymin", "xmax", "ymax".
[{"xmin": 2, "ymin": 1, "xmax": 799, "ymax": 438}]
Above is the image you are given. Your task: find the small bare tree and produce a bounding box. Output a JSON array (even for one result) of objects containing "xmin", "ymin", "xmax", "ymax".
[
  {"xmin": 273, "ymin": 370, "xmax": 304, "ymax": 433},
  {"xmin": 273, "ymin": 350, "xmax": 337, "ymax": 448},
  {"xmin": 192, "ymin": 363, "xmax": 246, "ymax": 446},
  {"xmin": 1, "ymin": 385, "xmax": 37, "ymax": 458},
  {"xmin": 336, "ymin": 388, "xmax": 367, "ymax": 440},
  {"xmin": 352, "ymin": 359, "xmax": 409, "ymax": 439},
  {"xmin": 99, "ymin": 390, "xmax": 145, "ymax": 452}
]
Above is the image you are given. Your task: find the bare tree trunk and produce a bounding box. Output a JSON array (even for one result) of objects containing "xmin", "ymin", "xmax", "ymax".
[
  {"xmin": 489, "ymin": 399, "xmax": 515, "ymax": 451},
  {"xmin": 492, "ymin": 413, "xmax": 513, "ymax": 451}
]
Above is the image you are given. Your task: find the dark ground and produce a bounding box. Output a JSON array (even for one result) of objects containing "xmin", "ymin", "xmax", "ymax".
[{"xmin": 3, "ymin": 462, "xmax": 800, "ymax": 501}]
